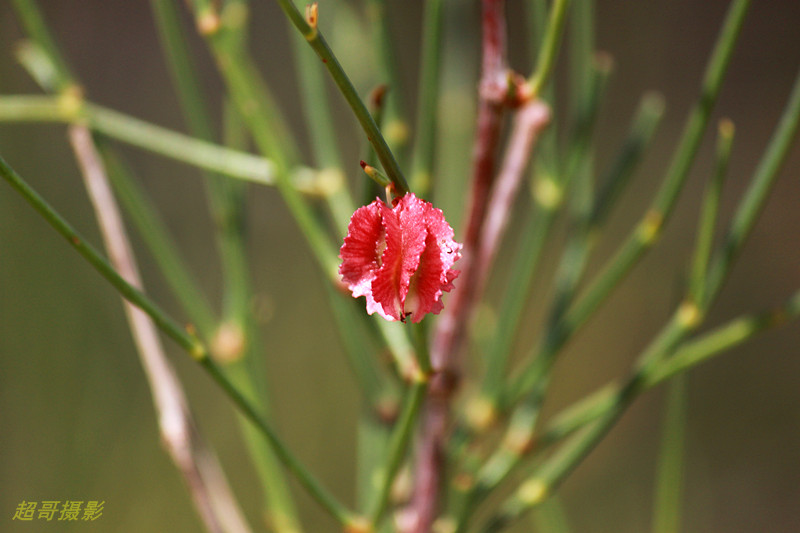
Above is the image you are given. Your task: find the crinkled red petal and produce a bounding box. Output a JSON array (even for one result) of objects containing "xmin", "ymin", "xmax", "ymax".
[
  {"xmin": 339, "ymin": 193, "xmax": 462, "ymax": 323},
  {"xmin": 407, "ymin": 201, "xmax": 463, "ymax": 323},
  {"xmin": 339, "ymin": 200, "xmax": 383, "ymax": 300},
  {"xmin": 371, "ymin": 195, "xmax": 427, "ymax": 320}
]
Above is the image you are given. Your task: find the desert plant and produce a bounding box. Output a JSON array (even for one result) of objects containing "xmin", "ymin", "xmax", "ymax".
[{"xmin": 2, "ymin": 0, "xmax": 798, "ymax": 532}]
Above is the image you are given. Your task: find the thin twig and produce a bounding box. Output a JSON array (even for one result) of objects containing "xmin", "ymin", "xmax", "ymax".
[
  {"xmin": 473, "ymin": 99, "xmax": 551, "ymax": 299},
  {"xmin": 68, "ymin": 125, "xmax": 251, "ymax": 533},
  {"xmin": 409, "ymin": 1, "xmax": 512, "ymax": 530}
]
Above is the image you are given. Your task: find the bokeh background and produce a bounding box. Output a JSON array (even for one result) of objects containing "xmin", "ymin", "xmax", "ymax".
[{"xmin": 1, "ymin": 1, "xmax": 799, "ymax": 531}]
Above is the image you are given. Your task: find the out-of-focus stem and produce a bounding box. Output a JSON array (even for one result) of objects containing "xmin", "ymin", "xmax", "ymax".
[
  {"xmin": 688, "ymin": 119, "xmax": 734, "ymax": 303},
  {"xmin": 289, "ymin": 0, "xmax": 354, "ymax": 236},
  {"xmin": 703, "ymin": 66, "xmax": 800, "ymax": 306},
  {"xmin": 410, "ymin": 0, "xmax": 445, "ymax": 196},
  {"xmin": 479, "ymin": 59, "xmax": 610, "ymax": 410},
  {"xmin": 528, "ymin": 0, "xmax": 572, "ymax": 98},
  {"xmin": 652, "ymin": 376, "xmax": 688, "ymax": 533},
  {"xmin": 484, "ymin": 63, "xmax": 800, "ymax": 532},
  {"xmin": 506, "ymin": 0, "xmax": 751, "ymax": 405},
  {"xmin": 190, "ymin": 3, "xmax": 341, "ymax": 281},
  {"xmin": 0, "ymin": 155, "xmax": 206, "ymax": 357},
  {"xmin": 366, "ymin": 0, "xmax": 410, "ymax": 161},
  {"xmin": 0, "ymin": 95, "xmax": 285, "ymax": 187},
  {"xmin": 1, "ymin": 154, "xmax": 359, "ymax": 527},
  {"xmin": 100, "ymin": 147, "xmax": 217, "ymax": 336},
  {"xmin": 68, "ymin": 125, "xmax": 251, "ymax": 533},
  {"xmin": 368, "ymin": 380, "xmax": 428, "ymax": 527},
  {"xmin": 410, "ymin": 2, "xmax": 511, "ymax": 530},
  {"xmin": 472, "ymin": 100, "xmax": 551, "ymax": 302}
]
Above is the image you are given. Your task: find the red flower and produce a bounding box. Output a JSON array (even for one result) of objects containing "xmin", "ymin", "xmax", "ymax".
[{"xmin": 339, "ymin": 193, "xmax": 462, "ymax": 323}]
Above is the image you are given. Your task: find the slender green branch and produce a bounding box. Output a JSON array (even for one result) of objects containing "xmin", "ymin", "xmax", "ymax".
[
  {"xmin": 190, "ymin": 8, "xmax": 341, "ymax": 282},
  {"xmin": 482, "ymin": 311, "xmax": 694, "ymax": 532},
  {"xmin": 410, "ymin": 0, "xmax": 445, "ymax": 196},
  {"xmin": 528, "ymin": 0, "xmax": 572, "ymax": 98},
  {"xmin": 0, "ymin": 155, "xmax": 206, "ymax": 359},
  {"xmin": 0, "ymin": 95, "xmax": 287, "ymax": 187},
  {"xmin": 10, "ymin": 0, "xmax": 75, "ymax": 91},
  {"xmin": 689, "ymin": 119, "xmax": 734, "ymax": 304},
  {"xmin": 153, "ymin": 3, "xmax": 307, "ymax": 526},
  {"xmin": 366, "ymin": 0, "xmax": 410, "ymax": 161},
  {"xmin": 100, "ymin": 147, "xmax": 217, "ymax": 336},
  {"xmin": 527, "ymin": 0, "xmax": 559, "ymax": 174},
  {"xmin": 536, "ymin": 287, "xmax": 800, "ymax": 454},
  {"xmin": 199, "ymin": 357, "xmax": 361, "ymax": 527},
  {"xmin": 652, "ymin": 376, "xmax": 687, "ymax": 533},
  {"xmin": 1, "ymin": 155, "xmax": 359, "ymax": 528},
  {"xmin": 323, "ymin": 283, "xmax": 396, "ymax": 407},
  {"xmin": 565, "ymin": 0, "xmax": 596, "ymax": 233},
  {"xmin": 273, "ymin": 0, "xmax": 409, "ymax": 194},
  {"xmin": 648, "ymin": 289, "xmax": 800, "ymax": 386},
  {"xmin": 704, "ymin": 67, "xmax": 800, "ymax": 306},
  {"xmin": 453, "ymin": 53, "xmax": 613, "ymax": 533},
  {"xmin": 483, "ymin": 282, "xmax": 800, "ymax": 531},
  {"xmin": 368, "ymin": 380, "xmax": 428, "ymax": 526},
  {"xmin": 472, "ymin": 65, "xmax": 800, "ymax": 525},
  {"xmin": 507, "ymin": 0, "xmax": 751, "ymax": 404},
  {"xmin": 480, "ymin": 59, "xmax": 611, "ymax": 408},
  {"xmin": 590, "ymin": 93, "xmax": 665, "ymax": 227},
  {"xmin": 289, "ymin": 0, "xmax": 355, "ymax": 236}
]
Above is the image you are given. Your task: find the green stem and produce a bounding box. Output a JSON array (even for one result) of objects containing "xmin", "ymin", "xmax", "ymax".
[
  {"xmin": 0, "ymin": 155, "xmax": 206, "ymax": 359},
  {"xmin": 483, "ymin": 279, "xmax": 800, "ymax": 531},
  {"xmin": 192, "ymin": 10, "xmax": 341, "ymax": 283},
  {"xmin": 652, "ymin": 376, "xmax": 687, "ymax": 533},
  {"xmin": 365, "ymin": 0, "xmax": 409, "ymax": 161},
  {"xmin": 273, "ymin": 0, "xmax": 409, "ymax": 195},
  {"xmin": 648, "ymin": 289, "xmax": 800, "ymax": 386},
  {"xmin": 1, "ymin": 155, "xmax": 358, "ymax": 528},
  {"xmin": 289, "ymin": 1, "xmax": 355, "ymax": 236},
  {"xmin": 590, "ymin": 93, "xmax": 665, "ymax": 227},
  {"xmin": 368, "ymin": 380, "xmax": 428, "ymax": 526},
  {"xmin": 528, "ymin": 0, "xmax": 572, "ymax": 97},
  {"xmin": 527, "ymin": 0, "xmax": 559, "ymax": 175},
  {"xmin": 100, "ymin": 147, "xmax": 217, "ymax": 336},
  {"xmin": 199, "ymin": 357, "xmax": 360, "ymax": 527},
  {"xmin": 0, "ymin": 95, "xmax": 285, "ymax": 187},
  {"xmin": 323, "ymin": 283, "xmax": 395, "ymax": 407},
  {"xmin": 507, "ymin": 0, "xmax": 751, "ymax": 404},
  {"xmin": 153, "ymin": 2, "xmax": 307, "ymax": 526},
  {"xmin": 481, "ymin": 59, "xmax": 610, "ymax": 408},
  {"xmin": 10, "ymin": 0, "xmax": 75, "ymax": 91},
  {"xmin": 535, "ymin": 287, "xmax": 800, "ymax": 453},
  {"xmin": 704, "ymin": 66, "xmax": 800, "ymax": 306},
  {"xmin": 482, "ymin": 313, "xmax": 693, "ymax": 531},
  {"xmin": 689, "ymin": 119, "xmax": 734, "ymax": 304},
  {"xmin": 410, "ymin": 0, "xmax": 445, "ymax": 196}
]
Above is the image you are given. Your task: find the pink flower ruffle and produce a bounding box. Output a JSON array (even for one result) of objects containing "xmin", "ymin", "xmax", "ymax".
[{"xmin": 339, "ymin": 193, "xmax": 462, "ymax": 323}]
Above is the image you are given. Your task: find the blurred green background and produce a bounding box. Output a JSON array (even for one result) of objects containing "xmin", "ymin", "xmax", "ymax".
[{"xmin": 1, "ymin": 1, "xmax": 799, "ymax": 531}]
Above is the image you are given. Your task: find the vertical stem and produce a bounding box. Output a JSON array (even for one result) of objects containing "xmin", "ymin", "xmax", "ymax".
[
  {"xmin": 69, "ymin": 125, "xmax": 251, "ymax": 533},
  {"xmin": 409, "ymin": 2, "xmax": 510, "ymax": 530},
  {"xmin": 410, "ymin": 0, "xmax": 446, "ymax": 196},
  {"xmin": 366, "ymin": 0, "xmax": 410, "ymax": 161},
  {"xmin": 688, "ymin": 119, "xmax": 734, "ymax": 304},
  {"xmin": 152, "ymin": 2, "xmax": 303, "ymax": 528},
  {"xmin": 652, "ymin": 376, "xmax": 688, "ymax": 533}
]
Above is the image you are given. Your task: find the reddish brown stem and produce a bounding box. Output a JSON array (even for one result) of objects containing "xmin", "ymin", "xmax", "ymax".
[
  {"xmin": 473, "ymin": 100, "xmax": 551, "ymax": 298},
  {"xmin": 407, "ymin": 1, "xmax": 510, "ymax": 531}
]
